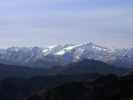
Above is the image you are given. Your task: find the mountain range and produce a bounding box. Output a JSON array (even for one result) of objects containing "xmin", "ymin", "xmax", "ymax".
[
  {"xmin": 0, "ymin": 43, "xmax": 132, "ymax": 100},
  {"xmin": 0, "ymin": 42, "xmax": 132, "ymax": 68}
]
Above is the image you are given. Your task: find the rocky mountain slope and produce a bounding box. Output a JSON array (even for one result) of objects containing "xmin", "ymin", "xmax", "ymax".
[{"xmin": 0, "ymin": 43, "xmax": 132, "ymax": 68}]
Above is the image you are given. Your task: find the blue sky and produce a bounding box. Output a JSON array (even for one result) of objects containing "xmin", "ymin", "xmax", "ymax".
[{"xmin": 0, "ymin": 0, "xmax": 133, "ymax": 48}]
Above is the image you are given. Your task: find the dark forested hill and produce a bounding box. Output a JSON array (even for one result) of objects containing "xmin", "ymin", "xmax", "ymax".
[
  {"xmin": 0, "ymin": 74, "xmax": 100, "ymax": 100},
  {"xmin": 0, "ymin": 59, "xmax": 131, "ymax": 100},
  {"xmin": 26, "ymin": 74, "xmax": 133, "ymax": 100}
]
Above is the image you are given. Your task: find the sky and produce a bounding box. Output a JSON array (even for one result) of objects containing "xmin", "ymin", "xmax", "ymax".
[{"xmin": 0, "ymin": 0, "xmax": 133, "ymax": 48}]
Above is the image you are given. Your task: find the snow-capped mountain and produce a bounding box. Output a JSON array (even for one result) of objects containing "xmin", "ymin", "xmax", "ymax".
[{"xmin": 0, "ymin": 42, "xmax": 132, "ymax": 68}]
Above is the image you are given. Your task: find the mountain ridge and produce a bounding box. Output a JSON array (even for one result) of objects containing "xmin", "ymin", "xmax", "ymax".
[
  {"xmin": 0, "ymin": 59, "xmax": 129, "ymax": 79},
  {"xmin": 0, "ymin": 42, "xmax": 132, "ymax": 68}
]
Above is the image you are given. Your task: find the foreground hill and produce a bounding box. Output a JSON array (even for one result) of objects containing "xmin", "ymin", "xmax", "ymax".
[
  {"xmin": 0, "ymin": 74, "xmax": 100, "ymax": 100},
  {"xmin": 26, "ymin": 74, "xmax": 133, "ymax": 100},
  {"xmin": 0, "ymin": 59, "xmax": 130, "ymax": 100}
]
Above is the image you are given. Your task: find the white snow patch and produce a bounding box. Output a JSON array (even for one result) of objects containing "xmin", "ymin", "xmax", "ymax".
[
  {"xmin": 55, "ymin": 44, "xmax": 82, "ymax": 55},
  {"xmin": 92, "ymin": 45, "xmax": 108, "ymax": 51},
  {"xmin": 42, "ymin": 49, "xmax": 49, "ymax": 53},
  {"xmin": 48, "ymin": 45, "xmax": 58, "ymax": 49}
]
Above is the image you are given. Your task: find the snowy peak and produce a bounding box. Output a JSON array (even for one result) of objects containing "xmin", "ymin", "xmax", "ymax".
[
  {"xmin": 53, "ymin": 42, "xmax": 110, "ymax": 56},
  {"xmin": 0, "ymin": 42, "xmax": 132, "ymax": 68}
]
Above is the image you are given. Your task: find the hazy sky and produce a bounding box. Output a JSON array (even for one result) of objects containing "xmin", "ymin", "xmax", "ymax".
[{"xmin": 0, "ymin": 0, "xmax": 133, "ymax": 48}]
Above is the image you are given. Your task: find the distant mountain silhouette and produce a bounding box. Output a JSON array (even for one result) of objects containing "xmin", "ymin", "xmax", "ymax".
[
  {"xmin": 0, "ymin": 59, "xmax": 130, "ymax": 79},
  {"xmin": 0, "ymin": 63, "xmax": 49, "ymax": 79},
  {"xmin": 58, "ymin": 59, "xmax": 129, "ymax": 75}
]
